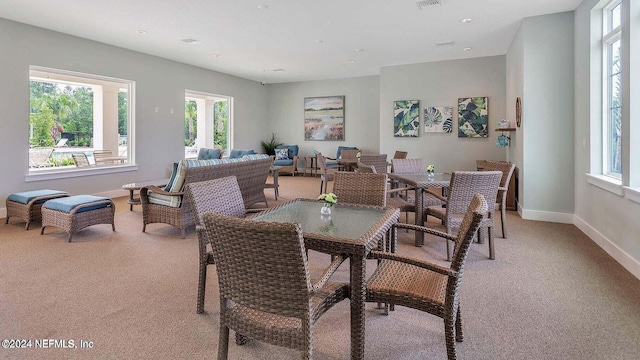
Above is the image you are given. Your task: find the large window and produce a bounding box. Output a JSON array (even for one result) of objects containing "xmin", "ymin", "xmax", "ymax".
[
  {"xmin": 28, "ymin": 66, "xmax": 134, "ymax": 173},
  {"xmin": 184, "ymin": 91, "xmax": 232, "ymax": 158},
  {"xmin": 602, "ymin": 0, "xmax": 622, "ymax": 178}
]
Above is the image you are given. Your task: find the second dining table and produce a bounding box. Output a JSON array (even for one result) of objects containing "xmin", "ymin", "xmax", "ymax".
[
  {"xmin": 387, "ymin": 172, "xmax": 451, "ymax": 246},
  {"xmin": 252, "ymin": 198, "xmax": 399, "ymax": 360}
]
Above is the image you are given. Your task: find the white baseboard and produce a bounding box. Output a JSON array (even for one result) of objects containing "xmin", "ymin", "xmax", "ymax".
[
  {"xmin": 574, "ymin": 215, "xmax": 640, "ymax": 280},
  {"xmin": 521, "ymin": 208, "xmax": 574, "ymax": 224}
]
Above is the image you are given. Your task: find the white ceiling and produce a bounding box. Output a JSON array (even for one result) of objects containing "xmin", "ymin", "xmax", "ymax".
[{"xmin": 0, "ymin": 0, "xmax": 582, "ymax": 84}]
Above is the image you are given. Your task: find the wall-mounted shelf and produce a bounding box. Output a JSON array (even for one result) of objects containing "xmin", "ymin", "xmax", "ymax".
[{"xmin": 495, "ymin": 128, "xmax": 516, "ymax": 132}]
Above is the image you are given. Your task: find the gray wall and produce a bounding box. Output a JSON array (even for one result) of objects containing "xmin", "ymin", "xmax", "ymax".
[
  {"xmin": 506, "ymin": 20, "xmax": 525, "ymax": 207},
  {"xmin": 573, "ymin": 0, "xmax": 640, "ymax": 274},
  {"xmin": 379, "ymin": 56, "xmax": 508, "ymax": 173},
  {"xmin": 0, "ymin": 18, "xmax": 267, "ymax": 201},
  {"xmin": 266, "ymin": 76, "xmax": 380, "ymax": 164},
  {"xmin": 520, "ymin": 12, "xmax": 575, "ymax": 216}
]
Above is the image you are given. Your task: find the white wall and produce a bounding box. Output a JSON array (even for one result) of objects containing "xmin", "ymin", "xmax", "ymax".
[
  {"xmin": 266, "ymin": 76, "xmax": 380, "ymax": 161},
  {"xmin": 379, "ymin": 56, "xmax": 508, "ymax": 173},
  {"xmin": 573, "ymin": 0, "xmax": 640, "ymax": 278},
  {"xmin": 506, "ymin": 21, "xmax": 524, "ymax": 207},
  {"xmin": 0, "ymin": 18, "xmax": 267, "ymax": 202}
]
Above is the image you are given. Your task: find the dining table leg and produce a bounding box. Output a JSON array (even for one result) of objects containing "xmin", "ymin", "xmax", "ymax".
[
  {"xmin": 415, "ymin": 188, "xmax": 424, "ymax": 246},
  {"xmin": 350, "ymin": 254, "xmax": 366, "ymax": 360}
]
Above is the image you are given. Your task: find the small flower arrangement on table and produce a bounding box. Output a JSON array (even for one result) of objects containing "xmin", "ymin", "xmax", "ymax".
[
  {"xmin": 426, "ymin": 165, "xmax": 435, "ymax": 174},
  {"xmin": 318, "ymin": 192, "xmax": 338, "ymax": 215}
]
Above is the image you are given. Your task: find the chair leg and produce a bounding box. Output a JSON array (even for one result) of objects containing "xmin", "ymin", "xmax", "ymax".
[
  {"xmin": 218, "ymin": 324, "xmax": 230, "ymax": 360},
  {"xmin": 445, "ymin": 224, "xmax": 452, "ymax": 261},
  {"xmin": 500, "ymin": 204, "xmax": 507, "ymax": 238},
  {"xmin": 488, "ymin": 227, "xmax": 495, "ymax": 260},
  {"xmin": 444, "ymin": 318, "xmax": 458, "ymax": 360},
  {"xmin": 319, "ymin": 180, "xmax": 324, "ymax": 195},
  {"xmin": 455, "ymin": 307, "xmax": 464, "ymax": 342},
  {"xmin": 197, "ymin": 263, "xmax": 207, "ymax": 314}
]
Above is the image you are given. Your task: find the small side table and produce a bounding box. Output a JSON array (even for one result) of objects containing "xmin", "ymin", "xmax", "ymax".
[
  {"xmin": 303, "ymin": 155, "xmax": 318, "ymax": 177},
  {"xmin": 265, "ymin": 166, "xmax": 281, "ymax": 200},
  {"xmin": 122, "ymin": 178, "xmax": 169, "ymax": 211}
]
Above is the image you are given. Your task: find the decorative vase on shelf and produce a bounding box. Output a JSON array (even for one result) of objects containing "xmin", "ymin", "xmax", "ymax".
[{"xmin": 321, "ymin": 203, "xmax": 332, "ymax": 215}]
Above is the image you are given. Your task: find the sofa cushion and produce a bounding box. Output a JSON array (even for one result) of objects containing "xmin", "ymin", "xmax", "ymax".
[
  {"xmin": 44, "ymin": 195, "xmax": 110, "ymax": 213},
  {"xmin": 276, "ymin": 144, "xmax": 299, "ymax": 159},
  {"xmin": 197, "ymin": 148, "xmax": 222, "ymax": 160},
  {"xmin": 229, "ymin": 149, "xmax": 255, "ymax": 158},
  {"xmin": 164, "ymin": 162, "xmax": 179, "ymax": 191},
  {"xmin": 242, "ymin": 154, "xmax": 270, "ymax": 160}
]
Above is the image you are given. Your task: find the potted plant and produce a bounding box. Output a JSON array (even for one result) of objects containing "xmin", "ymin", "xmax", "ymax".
[{"xmin": 261, "ymin": 133, "xmax": 282, "ymax": 156}]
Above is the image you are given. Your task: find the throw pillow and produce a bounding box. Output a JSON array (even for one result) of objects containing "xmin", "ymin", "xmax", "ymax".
[{"xmin": 275, "ymin": 148, "xmax": 289, "ymax": 160}]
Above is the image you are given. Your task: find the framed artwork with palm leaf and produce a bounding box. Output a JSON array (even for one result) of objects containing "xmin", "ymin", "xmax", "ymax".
[
  {"xmin": 458, "ymin": 97, "xmax": 488, "ymax": 138},
  {"xmin": 424, "ymin": 106, "xmax": 453, "ymax": 133},
  {"xmin": 393, "ymin": 100, "xmax": 420, "ymax": 137}
]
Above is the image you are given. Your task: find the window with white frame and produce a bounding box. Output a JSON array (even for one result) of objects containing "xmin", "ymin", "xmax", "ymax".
[
  {"xmin": 28, "ymin": 66, "xmax": 134, "ymax": 173},
  {"xmin": 602, "ymin": 0, "xmax": 622, "ymax": 178}
]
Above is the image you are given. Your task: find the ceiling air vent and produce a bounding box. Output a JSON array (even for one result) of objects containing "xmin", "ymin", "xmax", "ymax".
[{"xmin": 417, "ymin": 0, "xmax": 444, "ymax": 9}]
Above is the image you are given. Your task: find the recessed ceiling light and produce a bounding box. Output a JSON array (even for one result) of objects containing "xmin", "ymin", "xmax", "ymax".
[
  {"xmin": 257, "ymin": 4, "xmax": 269, "ymax": 10},
  {"xmin": 463, "ymin": 47, "xmax": 473, "ymax": 51},
  {"xmin": 354, "ymin": 48, "xmax": 364, "ymax": 53},
  {"xmin": 212, "ymin": 54, "xmax": 222, "ymax": 58},
  {"xmin": 348, "ymin": 59, "xmax": 356, "ymax": 63},
  {"xmin": 136, "ymin": 30, "xmax": 147, "ymax": 35},
  {"xmin": 262, "ymin": 69, "xmax": 269, "ymax": 72},
  {"xmin": 460, "ymin": 18, "xmax": 473, "ymax": 23},
  {"xmin": 181, "ymin": 38, "xmax": 202, "ymax": 45},
  {"xmin": 315, "ymin": 40, "xmax": 324, "ymax": 44}
]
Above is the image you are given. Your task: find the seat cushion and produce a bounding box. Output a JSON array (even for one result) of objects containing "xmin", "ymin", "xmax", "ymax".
[
  {"xmin": 197, "ymin": 148, "xmax": 222, "ymax": 160},
  {"xmin": 44, "ymin": 195, "xmax": 110, "ymax": 214},
  {"xmin": 273, "ymin": 159, "xmax": 294, "ymax": 166},
  {"xmin": 8, "ymin": 189, "xmax": 68, "ymax": 204}
]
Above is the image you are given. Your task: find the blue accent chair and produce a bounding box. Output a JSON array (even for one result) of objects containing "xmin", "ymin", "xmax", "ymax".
[{"xmin": 273, "ymin": 144, "xmax": 299, "ymax": 176}]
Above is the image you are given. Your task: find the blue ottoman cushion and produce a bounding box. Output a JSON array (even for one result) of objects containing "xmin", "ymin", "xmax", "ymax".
[
  {"xmin": 44, "ymin": 195, "xmax": 110, "ymax": 214},
  {"xmin": 8, "ymin": 189, "xmax": 68, "ymax": 204}
]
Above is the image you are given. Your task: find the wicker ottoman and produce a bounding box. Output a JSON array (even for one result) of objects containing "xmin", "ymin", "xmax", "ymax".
[
  {"xmin": 40, "ymin": 195, "xmax": 115, "ymax": 242},
  {"xmin": 6, "ymin": 189, "xmax": 70, "ymax": 230}
]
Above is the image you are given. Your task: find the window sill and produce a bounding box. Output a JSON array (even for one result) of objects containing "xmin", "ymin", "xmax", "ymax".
[
  {"xmin": 26, "ymin": 164, "xmax": 138, "ymax": 182},
  {"xmin": 623, "ymin": 187, "xmax": 640, "ymax": 204},
  {"xmin": 586, "ymin": 173, "xmax": 623, "ymax": 196}
]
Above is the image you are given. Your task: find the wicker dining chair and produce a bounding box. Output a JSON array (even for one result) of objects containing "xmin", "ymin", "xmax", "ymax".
[
  {"xmin": 332, "ymin": 171, "xmax": 388, "ymax": 207},
  {"xmin": 202, "ymin": 212, "xmax": 349, "ymax": 360},
  {"xmin": 366, "ymin": 193, "xmax": 487, "ymax": 360},
  {"xmin": 72, "ymin": 153, "xmax": 91, "ymax": 167},
  {"xmin": 359, "ymin": 154, "xmax": 388, "ymax": 174},
  {"xmin": 482, "ymin": 161, "xmax": 516, "ymax": 238},
  {"xmin": 185, "ymin": 176, "xmax": 264, "ymax": 314},
  {"xmin": 316, "ymin": 152, "xmax": 336, "ymax": 194},
  {"xmin": 393, "ymin": 150, "xmax": 408, "ymax": 159},
  {"xmin": 425, "ymin": 171, "xmax": 501, "ymax": 260}
]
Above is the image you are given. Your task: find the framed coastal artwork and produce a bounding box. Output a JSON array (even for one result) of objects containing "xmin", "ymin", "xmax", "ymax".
[
  {"xmin": 393, "ymin": 100, "xmax": 420, "ymax": 137},
  {"xmin": 458, "ymin": 97, "xmax": 488, "ymax": 138},
  {"xmin": 424, "ymin": 106, "xmax": 453, "ymax": 133},
  {"xmin": 304, "ymin": 96, "xmax": 345, "ymax": 141}
]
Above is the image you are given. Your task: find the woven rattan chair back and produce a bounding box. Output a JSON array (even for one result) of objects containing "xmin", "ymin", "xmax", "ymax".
[
  {"xmin": 316, "ymin": 152, "xmax": 335, "ymax": 194},
  {"xmin": 339, "ymin": 149, "xmax": 360, "ymax": 159},
  {"xmin": 450, "ymin": 193, "xmax": 488, "ymax": 272},
  {"xmin": 185, "ymin": 176, "xmax": 246, "ymax": 227},
  {"xmin": 203, "ymin": 212, "xmax": 348, "ymax": 359},
  {"xmin": 333, "ymin": 172, "xmax": 388, "ymax": 207},
  {"xmin": 72, "ymin": 153, "xmax": 91, "ymax": 167},
  {"xmin": 359, "ymin": 154, "xmax": 388, "ymax": 174},
  {"xmin": 391, "ymin": 158, "xmax": 425, "ymax": 174}
]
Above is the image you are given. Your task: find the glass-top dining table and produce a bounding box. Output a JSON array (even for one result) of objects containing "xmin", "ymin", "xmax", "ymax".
[
  {"xmin": 387, "ymin": 172, "xmax": 451, "ymax": 246},
  {"xmin": 252, "ymin": 199, "xmax": 400, "ymax": 360}
]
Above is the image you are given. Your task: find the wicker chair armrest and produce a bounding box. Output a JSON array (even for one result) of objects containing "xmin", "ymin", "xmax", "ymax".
[
  {"xmin": 498, "ymin": 186, "xmax": 508, "ymax": 191},
  {"xmin": 393, "ymin": 223, "xmax": 457, "ymax": 242},
  {"xmin": 311, "ymin": 254, "xmax": 347, "ymax": 294},
  {"xmin": 424, "ymin": 189, "xmax": 447, "ymax": 202},
  {"xmin": 388, "ymin": 186, "xmax": 415, "ymax": 194},
  {"xmin": 142, "ymin": 185, "xmax": 184, "ymax": 197},
  {"xmin": 369, "ymin": 250, "xmax": 457, "ymax": 277}
]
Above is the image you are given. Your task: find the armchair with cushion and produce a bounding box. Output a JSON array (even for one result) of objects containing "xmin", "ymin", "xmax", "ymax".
[{"xmin": 273, "ymin": 144, "xmax": 299, "ymax": 176}]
